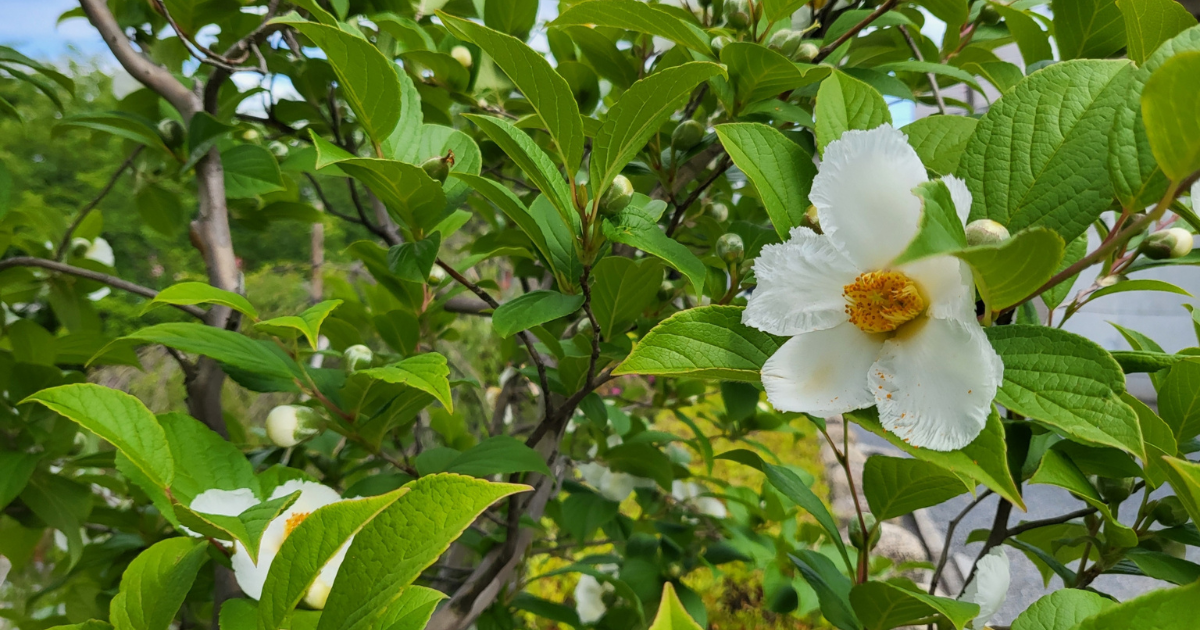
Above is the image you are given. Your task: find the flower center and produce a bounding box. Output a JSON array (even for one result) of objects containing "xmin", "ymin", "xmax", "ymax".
[
  {"xmin": 843, "ymin": 271, "xmax": 925, "ymax": 333},
  {"xmin": 284, "ymin": 511, "xmax": 310, "ymax": 538}
]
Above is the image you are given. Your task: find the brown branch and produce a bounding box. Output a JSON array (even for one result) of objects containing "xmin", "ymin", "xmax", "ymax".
[
  {"xmin": 1005, "ymin": 507, "xmax": 1097, "ymax": 539},
  {"xmin": 666, "ymin": 155, "xmax": 732, "ymax": 237},
  {"xmin": 960, "ymin": 499, "xmax": 1012, "ymax": 597},
  {"xmin": 814, "ymin": 0, "xmax": 901, "ymax": 63},
  {"xmin": 897, "ymin": 25, "xmax": 947, "ymax": 115},
  {"xmin": 0, "ymin": 257, "xmax": 206, "ymax": 318},
  {"xmin": 928, "ymin": 490, "xmax": 991, "ymax": 595},
  {"xmin": 56, "ymin": 146, "xmax": 144, "ymax": 261}
]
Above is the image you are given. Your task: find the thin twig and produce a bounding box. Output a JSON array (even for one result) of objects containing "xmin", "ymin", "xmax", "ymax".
[
  {"xmin": 666, "ymin": 156, "xmax": 732, "ymax": 237},
  {"xmin": 0, "ymin": 257, "xmax": 206, "ymax": 318},
  {"xmin": 814, "ymin": 0, "xmax": 900, "ymax": 63},
  {"xmin": 960, "ymin": 499, "xmax": 1012, "ymax": 597},
  {"xmin": 1004, "ymin": 507, "xmax": 1096, "ymax": 538},
  {"xmin": 56, "ymin": 146, "xmax": 144, "ymax": 261},
  {"xmin": 897, "ymin": 25, "xmax": 947, "ymax": 115},
  {"xmin": 928, "ymin": 490, "xmax": 991, "ymax": 595}
]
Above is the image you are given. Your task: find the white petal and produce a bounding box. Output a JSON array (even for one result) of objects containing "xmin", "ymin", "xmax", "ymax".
[
  {"xmin": 189, "ymin": 488, "xmax": 260, "ymax": 518},
  {"xmin": 812, "ymin": 125, "xmax": 928, "ymax": 270},
  {"xmin": 231, "ymin": 542, "xmax": 271, "ymax": 600},
  {"xmin": 960, "ymin": 547, "xmax": 1010, "ymax": 629},
  {"xmin": 271, "ymin": 480, "xmax": 342, "ymax": 513},
  {"xmin": 304, "ymin": 538, "xmax": 351, "ymax": 610},
  {"xmin": 743, "ymin": 227, "xmax": 860, "ymax": 336},
  {"xmin": 870, "ymin": 317, "xmax": 1003, "ymax": 451},
  {"xmin": 762, "ymin": 323, "xmax": 884, "ymax": 415},
  {"xmin": 598, "ymin": 470, "xmax": 637, "ymax": 503},
  {"xmin": 577, "ymin": 462, "xmax": 608, "ymax": 489},
  {"xmin": 942, "ymin": 175, "xmax": 972, "ymax": 225},
  {"xmin": 899, "ymin": 256, "xmax": 976, "ymax": 322},
  {"xmin": 574, "ymin": 575, "xmax": 611, "ymax": 624}
]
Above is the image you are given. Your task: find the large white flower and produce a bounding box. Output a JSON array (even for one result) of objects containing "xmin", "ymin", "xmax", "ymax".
[
  {"xmin": 671, "ymin": 480, "xmax": 727, "ymax": 518},
  {"xmin": 743, "ymin": 125, "xmax": 1002, "ymax": 451},
  {"xmin": 959, "ymin": 547, "xmax": 1010, "ymax": 628},
  {"xmin": 574, "ymin": 574, "xmax": 614, "ymax": 624}
]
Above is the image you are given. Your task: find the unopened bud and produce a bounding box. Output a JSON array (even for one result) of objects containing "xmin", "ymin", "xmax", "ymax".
[
  {"xmin": 428, "ymin": 264, "xmax": 447, "ymax": 284},
  {"xmin": 241, "ymin": 129, "xmax": 260, "ymax": 143},
  {"xmin": 707, "ymin": 200, "xmax": 729, "ymax": 223},
  {"xmin": 711, "ymin": 35, "xmax": 733, "ymax": 53},
  {"xmin": 158, "ymin": 119, "xmax": 185, "ymax": 148},
  {"xmin": 802, "ymin": 205, "xmax": 821, "ymax": 233},
  {"xmin": 768, "ymin": 29, "xmax": 803, "ymax": 58},
  {"xmin": 1140, "ymin": 227, "xmax": 1194, "ymax": 260},
  {"xmin": 848, "ymin": 513, "xmax": 880, "ymax": 551},
  {"xmin": 671, "ymin": 120, "xmax": 706, "ymax": 152},
  {"xmin": 1152, "ymin": 496, "xmax": 1189, "ymax": 527},
  {"xmin": 980, "ymin": 4, "xmax": 1001, "ymax": 25},
  {"xmin": 965, "ymin": 219, "xmax": 1010, "ymax": 246},
  {"xmin": 1097, "ymin": 476, "xmax": 1133, "ymax": 505},
  {"xmin": 716, "ymin": 233, "xmax": 744, "ymax": 264},
  {"xmin": 266, "ymin": 405, "xmax": 323, "ymax": 448},
  {"xmin": 724, "ymin": 0, "xmax": 751, "ymax": 28},
  {"xmin": 658, "ymin": 280, "xmax": 676, "ymax": 301},
  {"xmin": 268, "ymin": 140, "xmax": 289, "ymax": 158},
  {"xmin": 421, "ymin": 151, "xmax": 454, "ymax": 183},
  {"xmin": 600, "ymin": 175, "xmax": 634, "ymax": 216},
  {"xmin": 343, "ymin": 344, "xmax": 373, "ymax": 371},
  {"xmin": 794, "ymin": 42, "xmax": 820, "ymax": 62},
  {"xmin": 450, "ymin": 45, "xmax": 472, "ymax": 69}
]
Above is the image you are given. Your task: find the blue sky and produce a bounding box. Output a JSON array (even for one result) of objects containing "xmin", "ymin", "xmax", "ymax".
[{"xmin": 0, "ymin": 0, "xmax": 109, "ymax": 60}]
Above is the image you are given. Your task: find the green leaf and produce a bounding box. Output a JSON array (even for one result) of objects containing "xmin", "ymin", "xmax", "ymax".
[
  {"xmin": 986, "ymin": 325, "xmax": 1143, "ymax": 455},
  {"xmin": 54, "ymin": 112, "xmax": 174, "ymax": 156},
  {"xmin": 591, "ymin": 62, "xmax": 725, "ymax": 201},
  {"xmin": 892, "ymin": 180, "xmax": 968, "ymax": 266},
  {"xmin": 440, "ymin": 436, "xmax": 552, "ymax": 477},
  {"xmin": 765, "ymin": 463, "xmax": 853, "ymax": 574},
  {"xmin": 316, "ymin": 474, "xmax": 528, "ymax": 630},
  {"xmin": 440, "ymin": 12, "xmax": 584, "ymax": 177},
  {"xmin": 259, "ymin": 490, "xmax": 408, "ymax": 630},
  {"xmin": 791, "ymin": 550, "xmax": 862, "ymax": 630},
  {"xmin": 720, "ymin": 43, "xmax": 829, "ymax": 110},
  {"xmin": 176, "ymin": 492, "xmax": 300, "ymax": 560},
  {"xmin": 311, "ymin": 134, "xmax": 446, "ymax": 232},
  {"xmin": 1141, "ymin": 51, "xmax": 1200, "ymax": 182},
  {"xmin": 956, "ymin": 227, "xmax": 1064, "ymax": 312},
  {"xmin": 492, "ymin": 290, "xmax": 584, "ymax": 339},
  {"xmin": 876, "ymin": 61, "xmax": 986, "ymax": 94},
  {"xmin": 849, "ymin": 581, "xmax": 978, "ymax": 630},
  {"xmin": 461, "ymin": 114, "xmax": 573, "ymax": 220},
  {"xmin": 862, "ymin": 456, "xmax": 968, "ymax": 521},
  {"xmin": 222, "ymin": 145, "xmax": 285, "ymax": 198},
  {"xmin": 994, "ymin": 4, "xmax": 1053, "ymax": 64},
  {"xmin": 564, "ymin": 25, "xmax": 638, "ymax": 89},
  {"xmin": 277, "ymin": 19, "xmax": 400, "ymax": 146},
  {"xmin": 159, "ymin": 413, "xmax": 258, "ymax": 504},
  {"xmin": 1074, "ymin": 579, "xmax": 1200, "ymax": 630},
  {"xmin": 552, "ymin": 0, "xmax": 711, "ymax": 55},
  {"xmin": 109, "ymin": 537, "xmax": 208, "ymax": 630},
  {"xmin": 357, "ymin": 353, "xmax": 454, "ymax": 412},
  {"xmin": 451, "ymin": 173, "xmax": 552, "ymax": 266},
  {"xmin": 1084, "ymin": 278, "xmax": 1191, "ymax": 306},
  {"xmin": 958, "ymin": 59, "xmax": 1130, "ymax": 243},
  {"xmin": 591, "ymin": 257, "xmax": 664, "ymax": 338},
  {"xmin": 530, "ymin": 194, "xmax": 585, "ymax": 293},
  {"xmin": 144, "ymin": 282, "xmax": 257, "ymax": 319},
  {"xmin": 380, "ymin": 67, "xmax": 423, "ymax": 163},
  {"xmin": 24, "ymin": 384, "xmax": 174, "ymax": 489},
  {"xmin": 1124, "ymin": 393, "xmax": 1177, "ymax": 487},
  {"xmin": 902, "ymin": 115, "xmax": 978, "ymax": 176},
  {"xmin": 1042, "ymin": 235, "xmax": 1088, "ymax": 311},
  {"xmin": 1159, "ymin": 359, "xmax": 1200, "ymax": 442},
  {"xmin": 1162, "ymin": 456, "xmax": 1200, "ymax": 526},
  {"xmin": 386, "ymin": 236, "xmax": 441, "ymax": 284},
  {"xmin": 0, "ymin": 451, "xmax": 38, "ymax": 510},
  {"xmin": 602, "ymin": 201, "xmax": 706, "ymax": 294},
  {"xmin": 613, "ymin": 306, "xmax": 784, "ymax": 382},
  {"xmin": 815, "ymin": 69, "xmax": 891, "ymax": 153},
  {"xmin": 1118, "ymin": 0, "xmax": 1198, "ymax": 65},
  {"xmin": 1011, "ymin": 589, "xmax": 1114, "ymax": 630},
  {"xmin": 375, "ymin": 586, "xmax": 446, "ymax": 630},
  {"xmin": 116, "ymin": 323, "xmax": 299, "ymax": 379},
  {"xmin": 19, "ymin": 471, "xmax": 92, "ymax": 566},
  {"xmin": 1125, "ymin": 547, "xmax": 1200, "ymax": 585},
  {"xmin": 184, "ymin": 112, "xmax": 235, "ymax": 170},
  {"xmin": 847, "ymin": 406, "xmax": 1025, "ymax": 510},
  {"xmin": 715, "ymin": 123, "xmax": 816, "ymax": 239},
  {"xmin": 649, "ymin": 582, "xmax": 704, "ymax": 630},
  {"xmin": 1053, "ymin": 0, "xmax": 1127, "ymax": 60},
  {"xmin": 1111, "ymin": 351, "xmax": 1187, "ymax": 374},
  {"xmin": 1029, "ymin": 450, "xmax": 1137, "ymax": 548},
  {"xmin": 483, "ymin": 0, "xmax": 537, "ymax": 40}
]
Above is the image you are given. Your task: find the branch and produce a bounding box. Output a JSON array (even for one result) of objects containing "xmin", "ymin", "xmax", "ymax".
[
  {"xmin": 928, "ymin": 489, "xmax": 991, "ymax": 595},
  {"xmin": 1005, "ymin": 507, "xmax": 1097, "ymax": 539},
  {"xmin": 0, "ymin": 257, "xmax": 206, "ymax": 318},
  {"xmin": 56, "ymin": 146, "xmax": 143, "ymax": 261},
  {"xmin": 666, "ymin": 155, "xmax": 732, "ymax": 237},
  {"xmin": 78, "ymin": 0, "xmax": 198, "ymax": 115},
  {"xmin": 814, "ymin": 0, "xmax": 900, "ymax": 63},
  {"xmin": 897, "ymin": 25, "xmax": 946, "ymax": 115},
  {"xmin": 960, "ymin": 498, "xmax": 1012, "ymax": 597}
]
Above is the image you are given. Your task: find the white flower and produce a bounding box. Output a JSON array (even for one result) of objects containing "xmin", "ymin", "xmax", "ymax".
[
  {"xmin": 577, "ymin": 462, "xmax": 646, "ymax": 503},
  {"xmin": 266, "ymin": 405, "xmax": 323, "ymax": 448},
  {"xmin": 342, "ymin": 344, "xmax": 373, "ymax": 371},
  {"xmin": 743, "ymin": 125, "xmax": 1003, "ymax": 451},
  {"xmin": 185, "ymin": 488, "xmax": 261, "ymax": 544},
  {"xmin": 960, "ymin": 547, "xmax": 1010, "ymax": 628},
  {"xmin": 574, "ymin": 574, "xmax": 614, "ymax": 624},
  {"xmin": 671, "ymin": 480, "xmax": 727, "ymax": 518}
]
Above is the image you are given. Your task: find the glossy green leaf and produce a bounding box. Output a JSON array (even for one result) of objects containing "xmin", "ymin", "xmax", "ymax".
[
  {"xmin": 222, "ymin": 145, "xmax": 286, "ymax": 199},
  {"xmin": 440, "ymin": 436, "xmax": 552, "ymax": 477},
  {"xmin": 461, "ymin": 114, "xmax": 573, "ymax": 220},
  {"xmin": 614, "ymin": 306, "xmax": 784, "ymax": 382},
  {"xmin": 1142, "ymin": 51, "xmax": 1200, "ymax": 182},
  {"xmin": 552, "ymin": 0, "xmax": 711, "ymax": 54},
  {"xmin": 649, "ymin": 582, "xmax": 703, "ymax": 630},
  {"xmin": 602, "ymin": 201, "xmax": 705, "ymax": 294},
  {"xmin": 791, "ymin": 551, "xmax": 862, "ymax": 630},
  {"xmin": 987, "ymin": 325, "xmax": 1143, "ymax": 455},
  {"xmin": 815, "ymin": 69, "xmax": 891, "ymax": 153},
  {"xmin": 715, "ymin": 123, "xmax": 816, "ymax": 239},
  {"xmin": 564, "ymin": 25, "xmax": 638, "ymax": 89},
  {"xmin": 720, "ymin": 43, "xmax": 829, "ymax": 109},
  {"xmin": 1158, "ymin": 359, "xmax": 1200, "ymax": 442},
  {"xmin": 862, "ymin": 456, "xmax": 968, "ymax": 521},
  {"xmin": 1042, "ymin": 235, "xmax": 1088, "ymax": 311},
  {"xmin": 1074, "ymin": 579, "xmax": 1200, "ymax": 630},
  {"xmin": 850, "ymin": 581, "xmax": 978, "ymax": 630},
  {"xmin": 385, "ymin": 236, "xmax": 441, "ymax": 285},
  {"xmin": 24, "ymin": 384, "xmax": 174, "ymax": 489},
  {"xmin": 994, "ymin": 4, "xmax": 1053, "ymax": 64},
  {"xmin": 358, "ymin": 353, "xmax": 454, "ymax": 412},
  {"xmin": 312, "ymin": 134, "xmax": 446, "ymax": 231},
  {"xmin": 144, "ymin": 282, "xmax": 257, "ymax": 319},
  {"xmin": 1029, "ymin": 450, "xmax": 1137, "ymax": 547},
  {"xmin": 381, "ymin": 67, "xmax": 423, "ymax": 163},
  {"xmin": 159, "ymin": 413, "xmax": 258, "ymax": 504},
  {"xmin": 1118, "ymin": 0, "xmax": 1198, "ymax": 65},
  {"xmin": 1162, "ymin": 456, "xmax": 1200, "ymax": 525},
  {"xmin": 117, "ymin": 323, "xmax": 299, "ymax": 379},
  {"xmin": 452, "ymin": 173, "xmax": 552, "ymax": 267},
  {"xmin": 375, "ymin": 586, "xmax": 446, "ymax": 630},
  {"xmin": 956, "ymin": 227, "xmax": 1064, "ymax": 312},
  {"xmin": 109, "ymin": 537, "xmax": 208, "ymax": 630},
  {"xmin": 892, "ymin": 179, "xmax": 968, "ymax": 265},
  {"xmin": 176, "ymin": 491, "xmax": 299, "ymax": 560},
  {"xmin": 591, "ymin": 256, "xmax": 664, "ymax": 338},
  {"xmin": 1053, "ymin": 0, "xmax": 1127, "ymax": 60},
  {"xmin": 53, "ymin": 112, "xmax": 174, "ymax": 155},
  {"xmin": 765, "ymin": 463, "xmax": 852, "ymax": 574},
  {"xmin": 492, "ymin": 290, "xmax": 584, "ymax": 339},
  {"xmin": 0, "ymin": 451, "xmax": 39, "ymax": 510},
  {"xmin": 1011, "ymin": 589, "xmax": 1114, "ymax": 630},
  {"xmin": 903, "ymin": 115, "xmax": 978, "ymax": 176}
]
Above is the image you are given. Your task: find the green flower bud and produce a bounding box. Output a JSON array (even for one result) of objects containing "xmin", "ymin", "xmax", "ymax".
[
  {"xmin": 266, "ymin": 405, "xmax": 323, "ymax": 448},
  {"xmin": 343, "ymin": 344, "xmax": 373, "ymax": 371},
  {"xmin": 980, "ymin": 4, "xmax": 1001, "ymax": 25},
  {"xmin": 1140, "ymin": 227, "xmax": 1194, "ymax": 260},
  {"xmin": 1097, "ymin": 476, "xmax": 1134, "ymax": 505},
  {"xmin": 422, "ymin": 152, "xmax": 454, "ymax": 183},
  {"xmin": 707, "ymin": 200, "xmax": 729, "ymax": 223},
  {"xmin": 768, "ymin": 29, "xmax": 803, "ymax": 58},
  {"xmin": 428, "ymin": 264, "xmax": 447, "ymax": 285},
  {"xmin": 658, "ymin": 280, "xmax": 676, "ymax": 301},
  {"xmin": 716, "ymin": 233, "xmax": 745, "ymax": 264},
  {"xmin": 450, "ymin": 45, "xmax": 473, "ymax": 69},
  {"xmin": 600, "ymin": 175, "xmax": 635, "ymax": 215},
  {"xmin": 671, "ymin": 120, "xmax": 706, "ymax": 152},
  {"xmin": 794, "ymin": 42, "xmax": 820, "ymax": 63},
  {"xmin": 157, "ymin": 119, "xmax": 185, "ymax": 148},
  {"xmin": 965, "ymin": 219, "xmax": 1010, "ymax": 246},
  {"xmin": 241, "ymin": 129, "xmax": 261, "ymax": 143},
  {"xmin": 268, "ymin": 140, "xmax": 289, "ymax": 158},
  {"xmin": 848, "ymin": 513, "xmax": 880, "ymax": 551},
  {"xmin": 1152, "ymin": 496, "xmax": 1189, "ymax": 527},
  {"xmin": 711, "ymin": 35, "xmax": 734, "ymax": 53},
  {"xmin": 724, "ymin": 0, "xmax": 751, "ymax": 28}
]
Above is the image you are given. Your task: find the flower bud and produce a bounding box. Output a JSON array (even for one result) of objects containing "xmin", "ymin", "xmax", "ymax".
[
  {"xmin": 1139, "ymin": 227, "xmax": 1194, "ymax": 260},
  {"xmin": 1152, "ymin": 496, "xmax": 1189, "ymax": 527},
  {"xmin": 724, "ymin": 0, "xmax": 751, "ymax": 28},
  {"xmin": 266, "ymin": 405, "xmax": 323, "ymax": 448},
  {"xmin": 268, "ymin": 140, "xmax": 289, "ymax": 158},
  {"xmin": 671, "ymin": 120, "xmax": 706, "ymax": 152},
  {"xmin": 428, "ymin": 264, "xmax": 447, "ymax": 284},
  {"xmin": 657, "ymin": 280, "xmax": 676, "ymax": 301},
  {"xmin": 716, "ymin": 233, "xmax": 744, "ymax": 264},
  {"xmin": 343, "ymin": 344, "xmax": 373, "ymax": 371},
  {"xmin": 422, "ymin": 151, "xmax": 455, "ymax": 184},
  {"xmin": 768, "ymin": 29, "xmax": 803, "ymax": 58},
  {"xmin": 450, "ymin": 45, "xmax": 472, "ymax": 69},
  {"xmin": 599, "ymin": 175, "xmax": 634, "ymax": 216},
  {"xmin": 158, "ymin": 119, "xmax": 185, "ymax": 148},
  {"xmin": 707, "ymin": 200, "xmax": 729, "ymax": 223},
  {"xmin": 1096, "ymin": 476, "xmax": 1133, "ymax": 505},
  {"xmin": 802, "ymin": 205, "xmax": 821, "ymax": 233},
  {"xmin": 794, "ymin": 42, "xmax": 820, "ymax": 62},
  {"xmin": 711, "ymin": 35, "xmax": 733, "ymax": 53},
  {"xmin": 241, "ymin": 129, "xmax": 261, "ymax": 143},
  {"xmin": 848, "ymin": 513, "xmax": 879, "ymax": 551},
  {"xmin": 980, "ymin": 4, "xmax": 1001, "ymax": 25},
  {"xmin": 965, "ymin": 219, "xmax": 1010, "ymax": 246}
]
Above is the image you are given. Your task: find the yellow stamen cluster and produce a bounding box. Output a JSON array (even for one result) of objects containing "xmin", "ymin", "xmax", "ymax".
[
  {"xmin": 843, "ymin": 271, "xmax": 924, "ymax": 333},
  {"xmin": 284, "ymin": 511, "xmax": 310, "ymax": 538}
]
